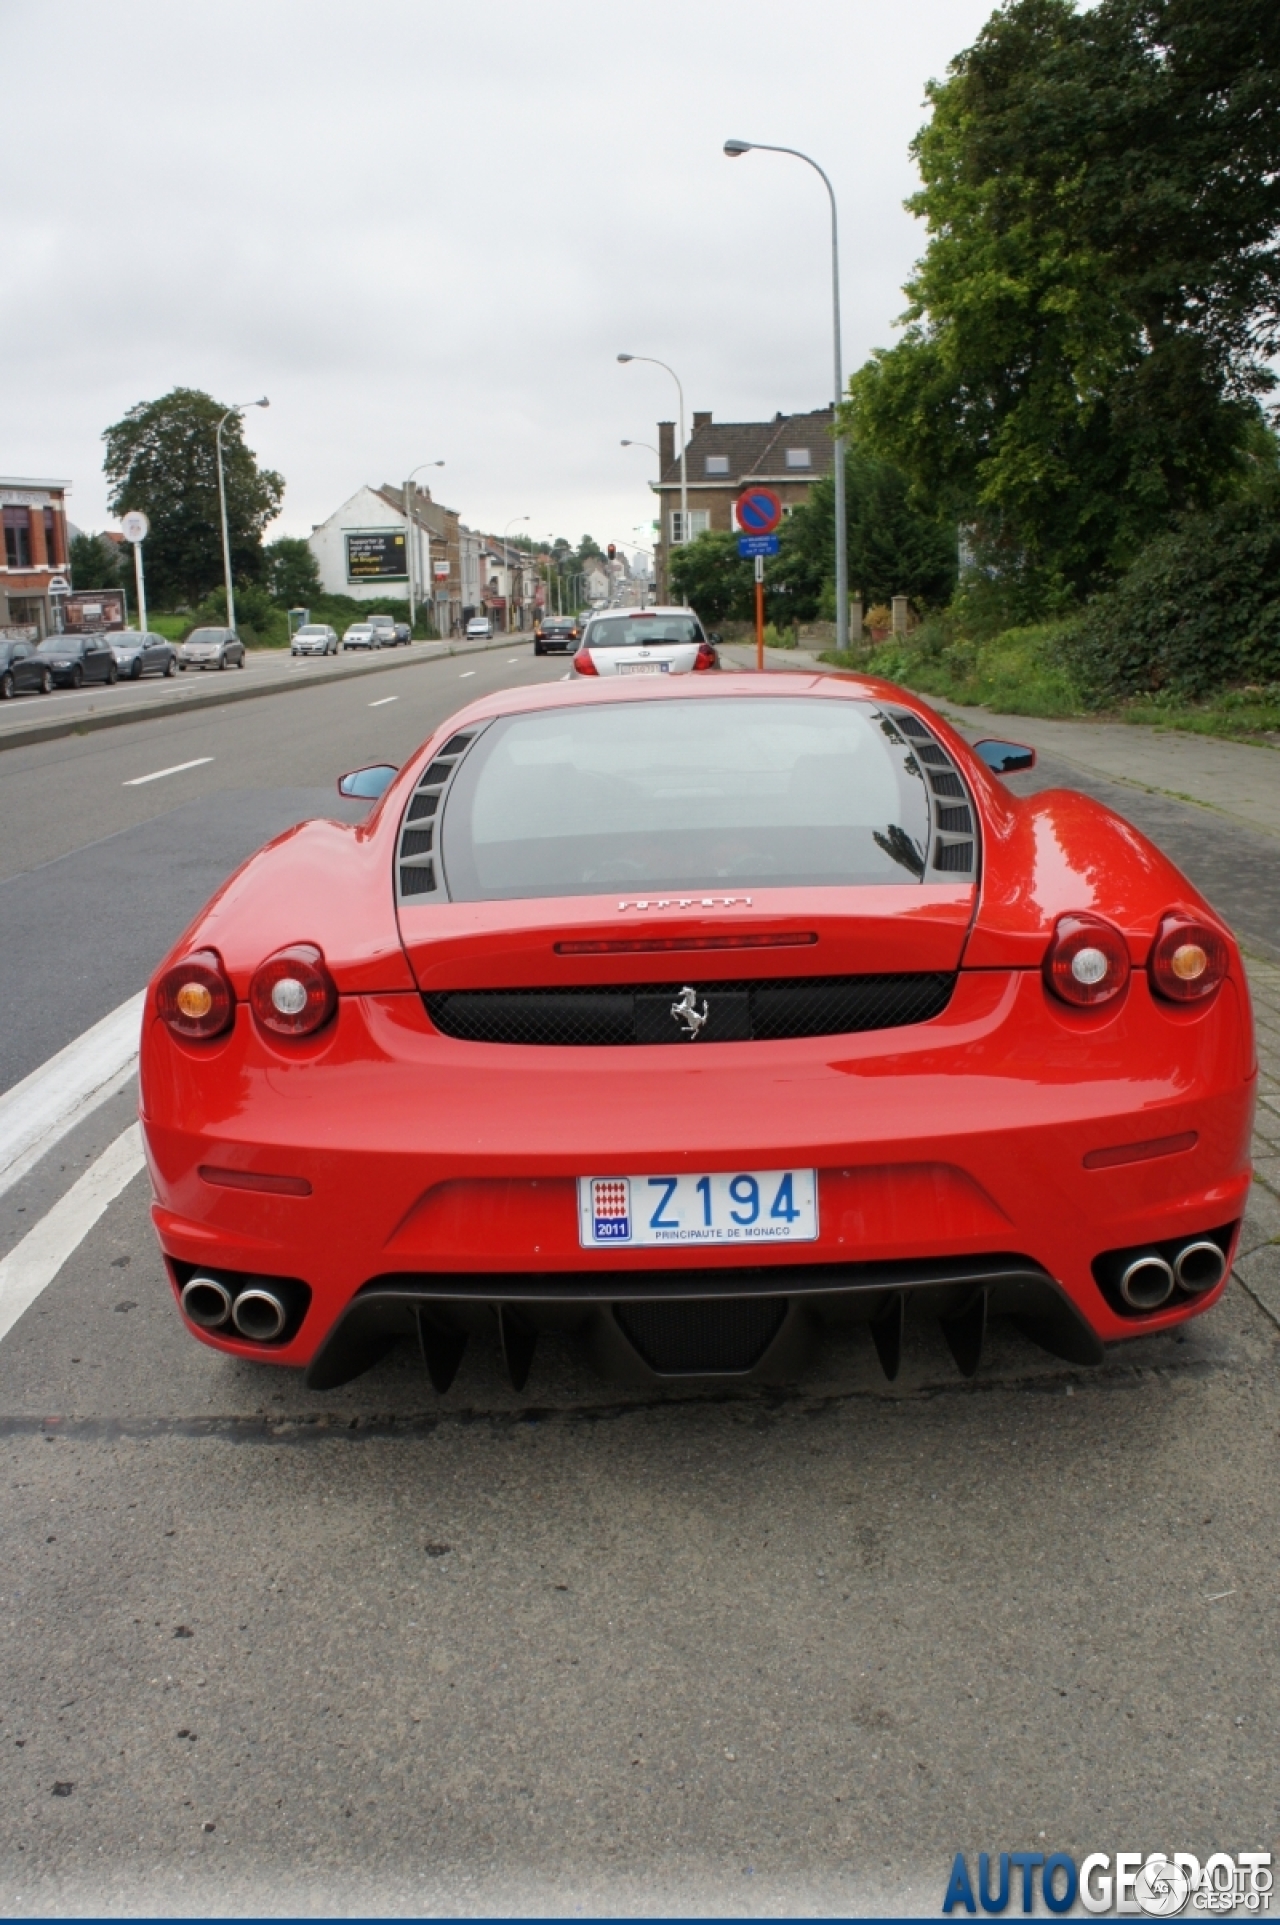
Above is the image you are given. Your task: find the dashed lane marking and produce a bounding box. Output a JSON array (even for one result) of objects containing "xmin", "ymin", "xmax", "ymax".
[
  {"xmin": 459, "ymin": 671, "xmax": 476, "ymax": 678},
  {"xmin": 0, "ymin": 1124, "xmax": 144, "ymax": 1348},
  {"xmin": 368, "ymin": 696, "xmax": 398, "ymax": 707},
  {"xmin": 123, "ymin": 756, "xmax": 214, "ymax": 787},
  {"xmin": 0, "ymin": 993, "xmax": 144, "ymax": 1201}
]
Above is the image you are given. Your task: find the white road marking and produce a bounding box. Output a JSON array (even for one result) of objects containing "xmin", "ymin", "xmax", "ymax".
[
  {"xmin": 0, "ymin": 993, "xmax": 144, "ymax": 1201},
  {"xmin": 459, "ymin": 670, "xmax": 476, "ymax": 678},
  {"xmin": 0, "ymin": 1124, "xmax": 145, "ymax": 1349},
  {"xmin": 123, "ymin": 756, "xmax": 214, "ymax": 787},
  {"xmin": 368, "ymin": 695, "xmax": 398, "ymax": 708},
  {"xmin": 507, "ymin": 657, "xmax": 520, "ymax": 663}
]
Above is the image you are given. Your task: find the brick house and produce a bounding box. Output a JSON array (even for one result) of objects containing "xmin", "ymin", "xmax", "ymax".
[
  {"xmin": 650, "ymin": 409, "xmax": 834, "ymax": 598},
  {"xmin": 2, "ymin": 477, "xmax": 70, "ymax": 637}
]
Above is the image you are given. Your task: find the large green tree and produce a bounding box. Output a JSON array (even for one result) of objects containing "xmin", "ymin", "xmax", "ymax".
[
  {"xmin": 264, "ymin": 536, "xmax": 322, "ymax": 606},
  {"xmin": 845, "ymin": 0, "xmax": 1280, "ymax": 611},
  {"xmin": 103, "ymin": 388, "xmax": 284, "ymax": 606},
  {"xmin": 780, "ymin": 452, "xmax": 958, "ymax": 616},
  {"xmin": 68, "ymin": 530, "xmax": 122, "ymax": 591}
]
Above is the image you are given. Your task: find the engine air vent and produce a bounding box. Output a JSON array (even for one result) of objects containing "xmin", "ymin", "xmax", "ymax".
[{"xmin": 396, "ymin": 725, "xmax": 488, "ymax": 903}]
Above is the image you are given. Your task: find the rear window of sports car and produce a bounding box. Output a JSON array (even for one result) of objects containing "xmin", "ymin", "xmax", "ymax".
[{"xmin": 439, "ymin": 697, "xmax": 934, "ymax": 900}]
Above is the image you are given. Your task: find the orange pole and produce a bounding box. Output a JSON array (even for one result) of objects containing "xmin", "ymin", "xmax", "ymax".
[{"xmin": 755, "ymin": 570, "xmax": 765, "ymax": 672}]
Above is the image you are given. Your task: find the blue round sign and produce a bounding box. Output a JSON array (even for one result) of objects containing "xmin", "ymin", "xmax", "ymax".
[{"xmin": 736, "ymin": 486, "xmax": 783, "ymax": 535}]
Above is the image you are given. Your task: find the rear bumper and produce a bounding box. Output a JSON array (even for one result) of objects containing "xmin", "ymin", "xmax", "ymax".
[{"xmin": 140, "ymin": 968, "xmax": 1256, "ymax": 1386}]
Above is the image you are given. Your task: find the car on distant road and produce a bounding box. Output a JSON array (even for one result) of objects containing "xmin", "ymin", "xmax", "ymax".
[
  {"xmin": 36, "ymin": 632, "xmax": 120, "ymax": 687},
  {"xmin": 177, "ymin": 627, "xmax": 245, "ymax": 672},
  {"xmin": 572, "ymin": 607, "xmax": 717, "ymax": 678},
  {"xmin": 534, "ymin": 616, "xmax": 580, "ymax": 655},
  {"xmin": 367, "ymin": 615, "xmax": 398, "ymax": 646},
  {"xmin": 343, "ymin": 623, "xmax": 380, "ymax": 651},
  {"xmin": 110, "ymin": 630, "xmax": 177, "ymax": 679},
  {"xmin": 392, "ymin": 622, "xmax": 412, "ymax": 646},
  {"xmin": 291, "ymin": 624, "xmax": 339, "ymax": 657},
  {"xmin": 465, "ymin": 615, "xmax": 493, "ymax": 640},
  {"xmin": 0, "ymin": 637, "xmax": 54, "ymax": 698}
]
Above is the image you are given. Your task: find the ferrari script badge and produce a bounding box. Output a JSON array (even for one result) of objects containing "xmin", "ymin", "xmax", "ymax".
[{"xmin": 671, "ymin": 986, "xmax": 709, "ymax": 1039}]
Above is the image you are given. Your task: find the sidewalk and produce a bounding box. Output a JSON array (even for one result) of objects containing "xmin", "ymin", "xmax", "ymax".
[{"xmin": 722, "ymin": 642, "xmax": 1280, "ymax": 844}]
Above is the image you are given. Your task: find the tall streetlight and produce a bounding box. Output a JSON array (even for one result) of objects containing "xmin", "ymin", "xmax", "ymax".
[
  {"xmin": 503, "ymin": 515, "xmax": 529, "ymax": 630},
  {"xmin": 216, "ymin": 397, "xmax": 269, "ymax": 636},
  {"xmin": 404, "ymin": 460, "xmax": 445, "ymax": 631},
  {"xmin": 724, "ymin": 138, "xmax": 850, "ymax": 655},
  {"xmin": 621, "ymin": 439, "xmax": 660, "ymax": 459},
  {"xmin": 617, "ymin": 354, "xmax": 686, "ymax": 598}
]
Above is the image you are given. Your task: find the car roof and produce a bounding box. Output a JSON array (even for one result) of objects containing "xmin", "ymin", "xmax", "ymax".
[{"xmin": 586, "ymin": 605, "xmax": 695, "ymax": 618}]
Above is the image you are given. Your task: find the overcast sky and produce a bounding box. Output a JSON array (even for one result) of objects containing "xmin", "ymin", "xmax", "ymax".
[{"xmin": 3, "ymin": 0, "xmax": 996, "ymax": 560}]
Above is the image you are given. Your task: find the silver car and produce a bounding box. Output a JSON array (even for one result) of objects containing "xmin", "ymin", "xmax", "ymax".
[
  {"xmin": 177, "ymin": 626, "xmax": 246, "ymax": 671},
  {"xmin": 110, "ymin": 630, "xmax": 177, "ymax": 679},
  {"xmin": 571, "ymin": 607, "xmax": 718, "ymax": 678},
  {"xmin": 291, "ymin": 624, "xmax": 339, "ymax": 657},
  {"xmin": 343, "ymin": 623, "xmax": 380, "ymax": 651}
]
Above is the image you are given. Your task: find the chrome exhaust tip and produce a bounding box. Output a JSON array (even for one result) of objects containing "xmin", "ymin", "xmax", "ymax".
[
  {"xmin": 180, "ymin": 1275, "xmax": 233, "ymax": 1329},
  {"xmin": 1119, "ymin": 1254, "xmax": 1175, "ymax": 1311},
  {"xmin": 1174, "ymin": 1240, "xmax": 1227, "ymax": 1294},
  {"xmin": 231, "ymin": 1286, "xmax": 288, "ymax": 1342}
]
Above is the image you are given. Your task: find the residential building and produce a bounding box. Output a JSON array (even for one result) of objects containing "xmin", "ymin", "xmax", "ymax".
[
  {"xmin": 308, "ymin": 483, "xmax": 463, "ymax": 634},
  {"xmin": 649, "ymin": 408, "xmax": 834, "ymax": 598},
  {"xmin": 478, "ymin": 538, "xmax": 538, "ymax": 632},
  {"xmin": 2, "ymin": 477, "xmax": 70, "ymax": 637}
]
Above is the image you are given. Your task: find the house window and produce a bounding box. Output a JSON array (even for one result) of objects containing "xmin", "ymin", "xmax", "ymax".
[
  {"xmin": 3, "ymin": 508, "xmax": 32, "ymax": 569},
  {"xmin": 785, "ymin": 448, "xmax": 811, "ymax": 468},
  {"xmin": 43, "ymin": 508, "xmax": 59, "ymax": 566},
  {"xmin": 704, "ymin": 455, "xmax": 729, "ymax": 475},
  {"xmin": 670, "ymin": 510, "xmax": 710, "ymax": 544}
]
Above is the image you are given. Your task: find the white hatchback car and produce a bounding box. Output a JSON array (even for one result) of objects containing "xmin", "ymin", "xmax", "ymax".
[
  {"xmin": 343, "ymin": 623, "xmax": 380, "ymax": 650},
  {"xmin": 291, "ymin": 624, "xmax": 338, "ymax": 657},
  {"xmin": 571, "ymin": 607, "xmax": 718, "ymax": 678}
]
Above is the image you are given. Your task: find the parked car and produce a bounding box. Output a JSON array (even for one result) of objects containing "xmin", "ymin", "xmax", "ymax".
[
  {"xmin": 291, "ymin": 624, "xmax": 339, "ymax": 657},
  {"xmin": 465, "ymin": 615, "xmax": 493, "ymax": 640},
  {"xmin": 343, "ymin": 623, "xmax": 380, "ymax": 651},
  {"xmin": 0, "ymin": 637, "xmax": 54, "ymax": 698},
  {"xmin": 177, "ymin": 627, "xmax": 245, "ymax": 672},
  {"xmin": 392, "ymin": 622, "xmax": 412, "ymax": 646},
  {"xmin": 110, "ymin": 630, "xmax": 177, "ymax": 679},
  {"xmin": 35, "ymin": 632, "xmax": 119, "ymax": 688},
  {"xmin": 534, "ymin": 616, "xmax": 580, "ymax": 655},
  {"xmin": 367, "ymin": 615, "xmax": 398, "ymax": 646},
  {"xmin": 571, "ymin": 607, "xmax": 717, "ymax": 678}
]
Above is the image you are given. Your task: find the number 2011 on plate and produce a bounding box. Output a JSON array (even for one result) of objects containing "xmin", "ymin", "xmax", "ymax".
[{"xmin": 578, "ymin": 1169, "xmax": 818, "ymax": 1247}]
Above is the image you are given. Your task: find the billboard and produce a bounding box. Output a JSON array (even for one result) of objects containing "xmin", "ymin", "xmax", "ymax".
[
  {"xmin": 345, "ymin": 529, "xmax": 407, "ymax": 582},
  {"xmin": 63, "ymin": 589, "xmax": 127, "ymax": 633}
]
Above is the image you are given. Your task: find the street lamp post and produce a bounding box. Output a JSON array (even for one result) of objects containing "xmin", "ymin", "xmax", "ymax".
[
  {"xmin": 724, "ymin": 138, "xmax": 850, "ymax": 656},
  {"xmin": 216, "ymin": 397, "xmax": 269, "ymax": 636},
  {"xmin": 617, "ymin": 356, "xmax": 686, "ymax": 599},
  {"xmin": 404, "ymin": 460, "xmax": 445, "ymax": 632},
  {"xmin": 503, "ymin": 515, "xmax": 529, "ymax": 630}
]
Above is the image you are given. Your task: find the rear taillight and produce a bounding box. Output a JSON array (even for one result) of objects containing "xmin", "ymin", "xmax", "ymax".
[
  {"xmin": 693, "ymin": 642, "xmax": 717, "ymax": 671},
  {"xmin": 250, "ymin": 944, "xmax": 337, "ymax": 1037},
  {"xmin": 1149, "ymin": 913, "xmax": 1228, "ymax": 1003},
  {"xmin": 157, "ymin": 949, "xmax": 235, "ymax": 1040},
  {"xmin": 1043, "ymin": 913, "xmax": 1131, "ymax": 1007},
  {"xmin": 574, "ymin": 647, "xmax": 597, "ymax": 675}
]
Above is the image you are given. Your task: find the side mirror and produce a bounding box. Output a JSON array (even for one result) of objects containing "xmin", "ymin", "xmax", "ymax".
[
  {"xmin": 973, "ymin": 738, "xmax": 1036, "ymax": 775},
  {"xmin": 337, "ymin": 763, "xmax": 398, "ymax": 800}
]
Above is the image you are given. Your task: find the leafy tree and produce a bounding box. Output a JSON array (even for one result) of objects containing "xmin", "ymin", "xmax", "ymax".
[
  {"xmin": 669, "ymin": 531, "xmax": 754, "ymax": 624},
  {"xmin": 780, "ymin": 452, "xmax": 958, "ymax": 617},
  {"xmin": 68, "ymin": 530, "xmax": 121, "ymax": 591},
  {"xmin": 103, "ymin": 387, "xmax": 284, "ymax": 606},
  {"xmin": 264, "ymin": 536, "xmax": 322, "ymax": 606},
  {"xmin": 844, "ymin": 0, "xmax": 1280, "ymax": 614}
]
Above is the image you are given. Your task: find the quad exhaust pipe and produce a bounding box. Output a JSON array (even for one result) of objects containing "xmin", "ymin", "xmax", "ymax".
[
  {"xmin": 1116, "ymin": 1235, "xmax": 1228, "ymax": 1310},
  {"xmin": 179, "ymin": 1273, "xmax": 294, "ymax": 1343}
]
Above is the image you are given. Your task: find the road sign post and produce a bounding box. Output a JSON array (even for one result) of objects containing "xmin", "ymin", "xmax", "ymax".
[
  {"xmin": 120, "ymin": 511, "xmax": 150, "ymax": 641},
  {"xmin": 735, "ymin": 488, "xmax": 782, "ymax": 673}
]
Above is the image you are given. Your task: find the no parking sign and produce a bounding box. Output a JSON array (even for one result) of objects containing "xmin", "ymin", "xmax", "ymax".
[{"xmin": 735, "ymin": 486, "xmax": 783, "ymax": 535}]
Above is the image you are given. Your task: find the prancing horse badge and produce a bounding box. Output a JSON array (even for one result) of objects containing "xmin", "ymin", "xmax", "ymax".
[{"xmin": 670, "ymin": 986, "xmax": 709, "ymax": 1039}]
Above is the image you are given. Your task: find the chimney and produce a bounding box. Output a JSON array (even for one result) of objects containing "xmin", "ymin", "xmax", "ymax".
[
  {"xmin": 692, "ymin": 411, "xmax": 712, "ymax": 431},
  {"xmin": 658, "ymin": 420, "xmax": 675, "ymax": 472}
]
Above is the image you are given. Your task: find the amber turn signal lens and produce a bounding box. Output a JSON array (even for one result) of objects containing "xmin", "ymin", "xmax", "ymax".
[
  {"xmin": 249, "ymin": 944, "xmax": 337, "ymax": 1037},
  {"xmin": 1043, "ymin": 913, "xmax": 1131, "ymax": 1008},
  {"xmin": 157, "ymin": 950, "xmax": 235, "ymax": 1040},
  {"xmin": 1150, "ymin": 913, "xmax": 1228, "ymax": 1003}
]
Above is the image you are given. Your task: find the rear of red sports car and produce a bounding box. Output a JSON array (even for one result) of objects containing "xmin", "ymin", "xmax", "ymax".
[{"xmin": 139, "ymin": 673, "xmax": 1256, "ymax": 1390}]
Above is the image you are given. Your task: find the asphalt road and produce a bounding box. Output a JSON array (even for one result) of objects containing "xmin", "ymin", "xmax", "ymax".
[{"xmin": 0, "ymin": 653, "xmax": 1276, "ymax": 1916}]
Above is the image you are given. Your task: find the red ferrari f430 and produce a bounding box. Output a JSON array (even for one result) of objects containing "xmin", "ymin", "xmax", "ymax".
[{"xmin": 140, "ymin": 673, "xmax": 1255, "ymax": 1390}]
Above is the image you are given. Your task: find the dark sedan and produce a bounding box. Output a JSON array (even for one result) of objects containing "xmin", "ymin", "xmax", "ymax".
[
  {"xmin": 110, "ymin": 630, "xmax": 177, "ymax": 680},
  {"xmin": 533, "ymin": 616, "xmax": 580, "ymax": 655},
  {"xmin": 35, "ymin": 633, "xmax": 119, "ymax": 688},
  {"xmin": 0, "ymin": 638, "xmax": 54, "ymax": 699}
]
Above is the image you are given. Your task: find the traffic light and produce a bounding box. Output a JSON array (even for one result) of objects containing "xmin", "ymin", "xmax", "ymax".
[{"xmin": 607, "ymin": 543, "xmax": 616, "ymax": 561}]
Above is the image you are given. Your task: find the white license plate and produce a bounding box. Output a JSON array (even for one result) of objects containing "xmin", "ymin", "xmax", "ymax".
[
  {"xmin": 578, "ymin": 1170, "xmax": 817, "ymax": 1248},
  {"xmin": 616, "ymin": 660, "xmax": 668, "ymax": 675}
]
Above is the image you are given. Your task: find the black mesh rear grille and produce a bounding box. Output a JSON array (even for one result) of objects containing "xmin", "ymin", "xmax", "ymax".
[
  {"xmin": 933, "ymin": 839, "xmax": 974, "ymax": 871},
  {"xmin": 425, "ymin": 972, "xmax": 955, "ymax": 1045},
  {"xmin": 614, "ymin": 1297, "xmax": 787, "ymax": 1373}
]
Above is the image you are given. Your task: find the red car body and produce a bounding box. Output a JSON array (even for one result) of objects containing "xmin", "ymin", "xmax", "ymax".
[{"xmin": 139, "ymin": 672, "xmax": 1255, "ymax": 1391}]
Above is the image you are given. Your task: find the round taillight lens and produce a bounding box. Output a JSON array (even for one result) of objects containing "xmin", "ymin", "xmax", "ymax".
[
  {"xmin": 1150, "ymin": 913, "xmax": 1228, "ymax": 1003},
  {"xmin": 156, "ymin": 949, "xmax": 235, "ymax": 1040},
  {"xmin": 249, "ymin": 944, "xmax": 337, "ymax": 1037},
  {"xmin": 1043, "ymin": 914, "xmax": 1131, "ymax": 1007}
]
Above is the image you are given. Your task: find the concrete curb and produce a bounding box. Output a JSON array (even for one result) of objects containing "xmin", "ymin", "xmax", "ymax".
[{"xmin": 0, "ymin": 631, "xmax": 531, "ymax": 756}]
